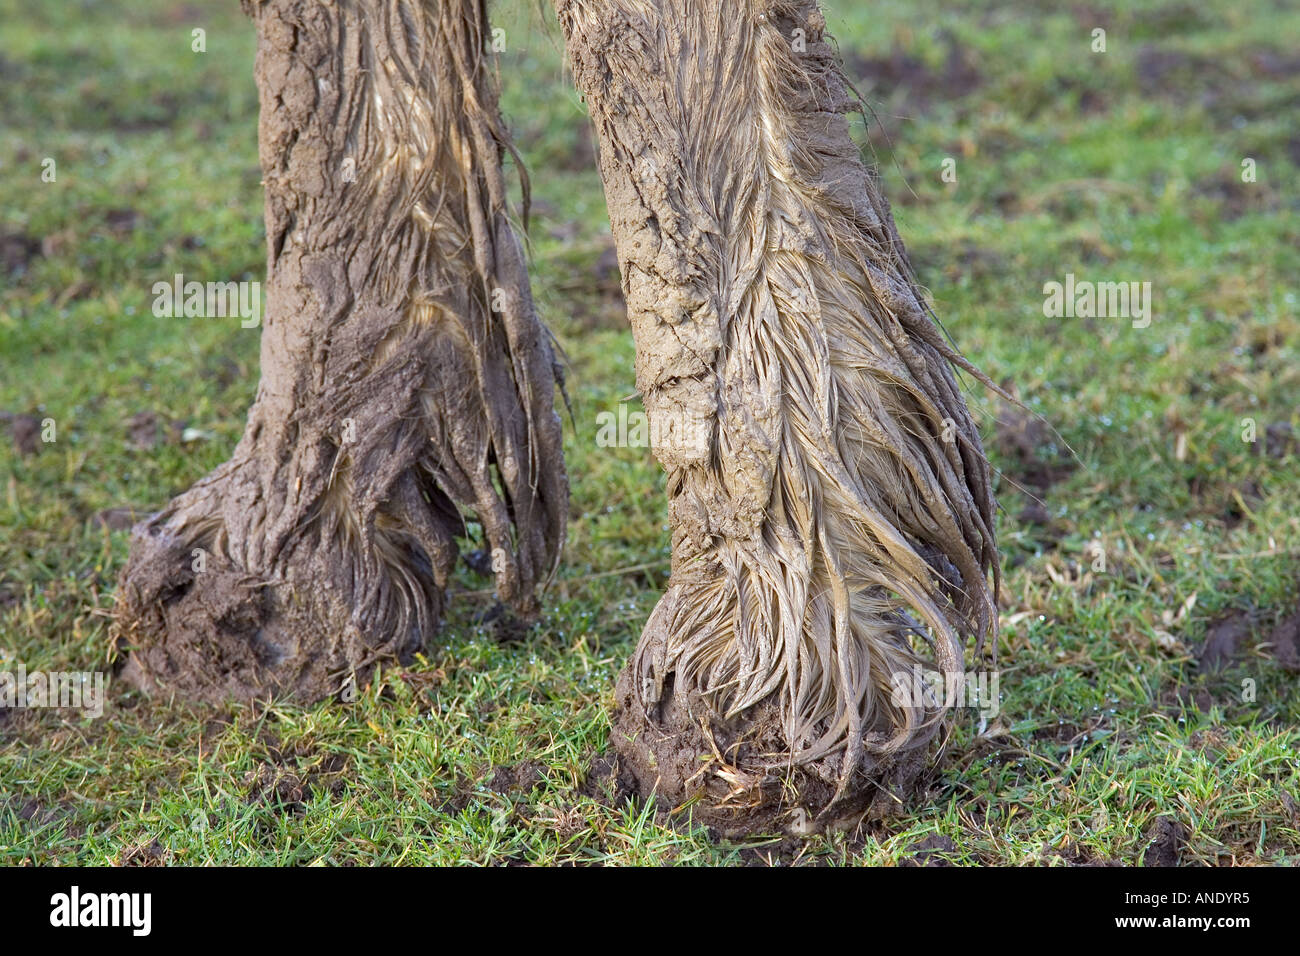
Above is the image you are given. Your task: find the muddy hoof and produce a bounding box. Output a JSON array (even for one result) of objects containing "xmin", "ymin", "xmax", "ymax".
[
  {"xmin": 113, "ymin": 519, "xmax": 402, "ymax": 705},
  {"xmin": 610, "ymin": 667, "xmax": 930, "ymax": 838}
]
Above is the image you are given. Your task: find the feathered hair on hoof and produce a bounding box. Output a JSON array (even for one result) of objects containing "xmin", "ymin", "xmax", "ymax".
[{"xmin": 558, "ymin": 0, "xmax": 999, "ymax": 835}]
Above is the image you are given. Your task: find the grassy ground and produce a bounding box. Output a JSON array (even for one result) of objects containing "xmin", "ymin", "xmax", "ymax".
[{"xmin": 2, "ymin": 0, "xmax": 1299, "ymax": 865}]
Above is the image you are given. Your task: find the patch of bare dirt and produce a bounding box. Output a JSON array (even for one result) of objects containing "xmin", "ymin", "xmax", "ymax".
[
  {"xmin": 1288, "ymin": 135, "xmax": 1300, "ymax": 169},
  {"xmin": 245, "ymin": 765, "xmax": 310, "ymax": 814},
  {"xmin": 1190, "ymin": 475, "xmax": 1262, "ymax": 531},
  {"xmin": 1229, "ymin": 475, "xmax": 1264, "ymax": 514},
  {"xmin": 5, "ymin": 413, "xmax": 43, "ymax": 456},
  {"xmin": 910, "ymin": 241, "xmax": 1007, "ymax": 286},
  {"xmin": 1070, "ymin": 2, "xmax": 1216, "ymax": 36},
  {"xmin": 578, "ymin": 753, "xmax": 637, "ymax": 808},
  {"xmin": 469, "ymin": 601, "xmax": 538, "ymax": 644},
  {"xmin": 1245, "ymin": 48, "xmax": 1300, "ymax": 79},
  {"xmin": 1137, "ymin": 43, "xmax": 1300, "ymax": 127},
  {"xmin": 733, "ymin": 836, "xmax": 808, "ymax": 866},
  {"xmin": 1168, "ymin": 685, "xmax": 1217, "ymax": 713},
  {"xmin": 435, "ymin": 773, "xmax": 476, "ymax": 815},
  {"xmin": 1057, "ymin": 77, "xmax": 1110, "ymax": 116},
  {"xmin": 992, "ymin": 403, "xmax": 1073, "ymax": 492},
  {"xmin": 1264, "ymin": 607, "xmax": 1300, "ymax": 673},
  {"xmin": 203, "ymin": 354, "xmax": 244, "ymax": 390},
  {"xmin": 844, "ymin": 32, "xmax": 982, "ymax": 112},
  {"xmin": 1197, "ymin": 610, "xmax": 1252, "ymax": 672},
  {"xmin": 1187, "ymin": 726, "xmax": 1231, "ymax": 752},
  {"xmin": 102, "ymin": 207, "xmax": 140, "ymax": 237},
  {"xmin": 1280, "ymin": 789, "xmax": 1300, "ymax": 825},
  {"xmin": 118, "ymin": 838, "xmax": 169, "ymax": 866},
  {"xmin": 0, "ymin": 230, "xmax": 41, "ymax": 277},
  {"xmin": 39, "ymin": 227, "xmax": 75, "ymax": 259},
  {"xmin": 899, "ymin": 833, "xmax": 958, "ymax": 867},
  {"xmin": 244, "ymin": 735, "xmax": 350, "ymax": 814},
  {"xmin": 1032, "ymin": 720, "xmax": 1088, "ymax": 746},
  {"xmin": 1263, "ymin": 423, "xmax": 1296, "ymax": 460},
  {"xmin": 1136, "ymin": 46, "xmax": 1225, "ymax": 100},
  {"xmin": 127, "ymin": 411, "xmax": 162, "ymax": 450},
  {"xmin": 554, "ymin": 235, "xmax": 626, "ymax": 332},
  {"xmin": 125, "ymin": 410, "xmax": 187, "ymax": 451},
  {"xmin": 485, "ymin": 761, "xmax": 545, "ymax": 795},
  {"xmin": 1156, "ymin": 596, "xmax": 1300, "ymax": 713},
  {"xmin": 1194, "ymin": 165, "xmax": 1282, "ymax": 221},
  {"xmin": 10, "ymin": 798, "xmax": 87, "ymax": 842},
  {"xmin": 989, "ymin": 399, "xmax": 1075, "ymax": 533},
  {"xmin": 842, "ymin": 32, "xmax": 983, "ymax": 147},
  {"xmin": 91, "ymin": 507, "xmax": 146, "ymax": 532},
  {"xmin": 154, "ymin": 2, "xmax": 208, "ymax": 28}
]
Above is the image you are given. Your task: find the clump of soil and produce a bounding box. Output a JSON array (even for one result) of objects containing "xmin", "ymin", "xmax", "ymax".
[
  {"xmin": 734, "ymin": 836, "xmax": 808, "ymax": 866},
  {"xmin": 1219, "ymin": 478, "xmax": 1263, "ymax": 530},
  {"xmin": 1166, "ymin": 685, "xmax": 1216, "ymax": 713},
  {"xmin": 469, "ymin": 601, "xmax": 539, "ymax": 645},
  {"xmin": 1141, "ymin": 815, "xmax": 1187, "ymax": 866},
  {"xmin": 436, "ymin": 774, "xmax": 477, "ymax": 816},
  {"xmin": 1189, "ymin": 602, "xmax": 1300, "ymax": 676},
  {"xmin": 102, "ymin": 207, "xmax": 140, "ymax": 236}
]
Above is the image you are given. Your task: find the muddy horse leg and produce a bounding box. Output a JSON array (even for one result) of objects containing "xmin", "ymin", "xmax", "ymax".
[
  {"xmin": 555, "ymin": 0, "xmax": 998, "ymax": 834},
  {"xmin": 113, "ymin": 0, "xmax": 567, "ymax": 703}
]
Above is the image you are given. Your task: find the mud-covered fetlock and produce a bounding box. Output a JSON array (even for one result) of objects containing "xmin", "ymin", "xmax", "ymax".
[
  {"xmin": 558, "ymin": 0, "xmax": 999, "ymax": 834},
  {"xmin": 610, "ymin": 586, "xmax": 953, "ymax": 836},
  {"xmin": 112, "ymin": 0, "xmax": 568, "ymax": 704},
  {"xmin": 612, "ymin": 656, "xmax": 941, "ymax": 837}
]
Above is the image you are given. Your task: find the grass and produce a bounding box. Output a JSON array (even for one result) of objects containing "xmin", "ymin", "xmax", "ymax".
[{"xmin": 1, "ymin": 0, "xmax": 1299, "ymax": 866}]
